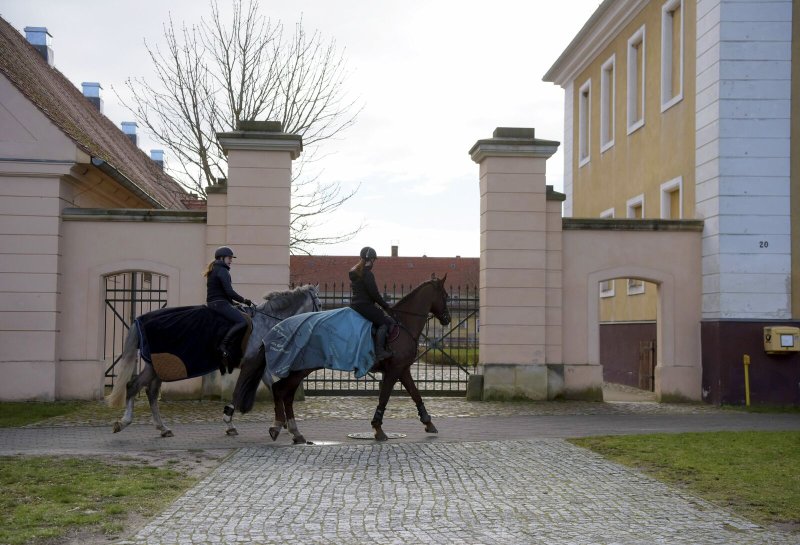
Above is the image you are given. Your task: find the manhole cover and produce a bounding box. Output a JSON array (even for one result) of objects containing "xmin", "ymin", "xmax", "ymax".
[{"xmin": 347, "ymin": 432, "xmax": 407, "ymax": 440}]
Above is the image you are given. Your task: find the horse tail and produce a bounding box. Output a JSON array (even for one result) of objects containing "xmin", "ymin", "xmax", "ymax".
[
  {"xmin": 233, "ymin": 344, "xmax": 267, "ymax": 414},
  {"xmin": 105, "ymin": 325, "xmax": 140, "ymax": 409}
]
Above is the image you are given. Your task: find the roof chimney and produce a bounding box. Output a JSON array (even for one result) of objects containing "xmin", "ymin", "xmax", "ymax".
[
  {"xmin": 24, "ymin": 27, "xmax": 54, "ymax": 66},
  {"xmin": 391, "ymin": 245, "xmax": 398, "ymax": 257},
  {"xmin": 121, "ymin": 122, "xmax": 138, "ymax": 146},
  {"xmin": 81, "ymin": 82, "xmax": 103, "ymax": 112},
  {"xmin": 150, "ymin": 149, "xmax": 164, "ymax": 170}
]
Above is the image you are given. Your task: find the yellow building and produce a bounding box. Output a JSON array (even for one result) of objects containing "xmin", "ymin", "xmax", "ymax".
[{"xmin": 545, "ymin": 0, "xmax": 800, "ymax": 403}]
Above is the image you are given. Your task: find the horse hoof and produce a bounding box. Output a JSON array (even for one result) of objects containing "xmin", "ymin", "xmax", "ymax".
[
  {"xmin": 161, "ymin": 429, "xmax": 174, "ymax": 438},
  {"xmin": 226, "ymin": 428, "xmax": 239, "ymax": 436},
  {"xmin": 374, "ymin": 430, "xmax": 388, "ymax": 442},
  {"xmin": 269, "ymin": 427, "xmax": 280, "ymax": 441},
  {"xmin": 113, "ymin": 422, "xmax": 122, "ymax": 433},
  {"xmin": 425, "ymin": 422, "xmax": 438, "ymax": 434},
  {"xmin": 292, "ymin": 436, "xmax": 307, "ymax": 445}
]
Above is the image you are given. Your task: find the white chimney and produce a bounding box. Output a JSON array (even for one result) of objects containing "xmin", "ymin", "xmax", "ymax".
[
  {"xmin": 81, "ymin": 82, "xmax": 103, "ymax": 112},
  {"xmin": 121, "ymin": 122, "xmax": 138, "ymax": 146},
  {"xmin": 150, "ymin": 149, "xmax": 164, "ymax": 170},
  {"xmin": 24, "ymin": 26, "xmax": 54, "ymax": 66}
]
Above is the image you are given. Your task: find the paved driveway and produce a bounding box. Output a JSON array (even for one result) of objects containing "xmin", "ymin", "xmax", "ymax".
[{"xmin": 3, "ymin": 397, "xmax": 799, "ymax": 544}]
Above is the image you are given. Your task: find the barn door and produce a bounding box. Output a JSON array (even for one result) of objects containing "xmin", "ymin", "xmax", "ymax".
[{"xmin": 638, "ymin": 340, "xmax": 656, "ymax": 392}]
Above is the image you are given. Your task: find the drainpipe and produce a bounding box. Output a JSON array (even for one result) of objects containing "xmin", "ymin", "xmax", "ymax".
[{"xmin": 90, "ymin": 157, "xmax": 163, "ymax": 208}]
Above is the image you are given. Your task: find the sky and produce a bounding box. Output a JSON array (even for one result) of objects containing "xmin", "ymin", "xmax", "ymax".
[{"xmin": 0, "ymin": 0, "xmax": 602, "ymax": 258}]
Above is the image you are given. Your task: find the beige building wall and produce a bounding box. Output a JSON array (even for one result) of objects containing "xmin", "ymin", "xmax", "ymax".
[
  {"xmin": 570, "ymin": 0, "xmax": 696, "ymax": 218},
  {"xmin": 59, "ymin": 213, "xmax": 206, "ymax": 399},
  {"xmin": 793, "ymin": 0, "xmax": 800, "ymax": 318}
]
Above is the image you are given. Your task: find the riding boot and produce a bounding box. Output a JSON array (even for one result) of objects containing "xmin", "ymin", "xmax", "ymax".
[{"xmin": 374, "ymin": 324, "xmax": 393, "ymax": 361}]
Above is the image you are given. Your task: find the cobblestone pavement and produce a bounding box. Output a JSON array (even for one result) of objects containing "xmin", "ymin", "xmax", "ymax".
[
  {"xmin": 116, "ymin": 440, "xmax": 796, "ymax": 545},
  {"xmin": 6, "ymin": 395, "xmax": 800, "ymax": 544}
]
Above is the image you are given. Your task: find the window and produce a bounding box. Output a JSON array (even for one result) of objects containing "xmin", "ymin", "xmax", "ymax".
[
  {"xmin": 626, "ymin": 195, "xmax": 645, "ymax": 295},
  {"xmin": 627, "ymin": 26, "xmax": 646, "ymax": 134},
  {"xmin": 599, "ymin": 208, "xmax": 615, "ymax": 298},
  {"xmin": 661, "ymin": 0, "xmax": 684, "ymax": 111},
  {"xmin": 578, "ymin": 79, "xmax": 591, "ymax": 166},
  {"xmin": 626, "ymin": 194, "xmax": 644, "ymax": 219},
  {"xmin": 660, "ymin": 176, "xmax": 683, "ymax": 219},
  {"xmin": 600, "ymin": 55, "xmax": 616, "ymax": 152}
]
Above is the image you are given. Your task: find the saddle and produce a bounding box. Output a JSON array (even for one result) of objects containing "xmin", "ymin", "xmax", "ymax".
[
  {"xmin": 370, "ymin": 322, "xmax": 401, "ymax": 343},
  {"xmin": 137, "ymin": 305, "xmax": 252, "ymax": 381}
]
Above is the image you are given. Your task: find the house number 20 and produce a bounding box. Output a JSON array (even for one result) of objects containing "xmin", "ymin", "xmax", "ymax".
[{"xmin": 759, "ymin": 241, "xmax": 769, "ymax": 248}]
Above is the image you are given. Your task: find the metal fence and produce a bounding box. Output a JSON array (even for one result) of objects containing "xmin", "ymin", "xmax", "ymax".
[
  {"xmin": 294, "ymin": 282, "xmax": 479, "ymax": 396},
  {"xmin": 103, "ymin": 271, "xmax": 168, "ymax": 387}
]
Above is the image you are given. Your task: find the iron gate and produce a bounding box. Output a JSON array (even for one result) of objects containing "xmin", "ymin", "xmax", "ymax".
[
  {"xmin": 103, "ymin": 271, "xmax": 168, "ymax": 387},
  {"xmin": 296, "ymin": 282, "xmax": 478, "ymax": 396}
]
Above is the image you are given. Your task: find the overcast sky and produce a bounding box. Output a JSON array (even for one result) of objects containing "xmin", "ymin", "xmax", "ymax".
[{"xmin": 1, "ymin": 0, "xmax": 601, "ymax": 258}]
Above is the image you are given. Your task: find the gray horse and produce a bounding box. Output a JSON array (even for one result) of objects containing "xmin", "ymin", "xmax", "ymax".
[{"xmin": 106, "ymin": 284, "xmax": 320, "ymax": 437}]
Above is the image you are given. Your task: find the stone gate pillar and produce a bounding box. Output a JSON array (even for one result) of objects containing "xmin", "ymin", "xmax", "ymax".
[
  {"xmin": 214, "ymin": 121, "xmax": 302, "ymax": 295},
  {"xmin": 469, "ymin": 128, "xmax": 562, "ymax": 401},
  {"xmin": 201, "ymin": 121, "xmax": 301, "ymax": 399}
]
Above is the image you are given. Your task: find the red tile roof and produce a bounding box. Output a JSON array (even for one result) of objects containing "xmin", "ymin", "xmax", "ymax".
[
  {"xmin": 0, "ymin": 18, "xmax": 189, "ymax": 209},
  {"xmin": 290, "ymin": 255, "xmax": 479, "ymax": 291}
]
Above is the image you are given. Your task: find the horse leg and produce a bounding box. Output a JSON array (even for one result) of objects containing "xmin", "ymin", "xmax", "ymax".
[
  {"xmin": 112, "ymin": 364, "xmax": 152, "ymax": 433},
  {"xmin": 145, "ymin": 376, "xmax": 173, "ymax": 437},
  {"xmin": 400, "ymin": 367, "xmax": 437, "ymax": 434},
  {"xmin": 222, "ymin": 403, "xmax": 238, "ymax": 436},
  {"xmin": 372, "ymin": 371, "xmax": 399, "ymax": 441},
  {"xmin": 284, "ymin": 371, "xmax": 313, "ymax": 445},
  {"xmin": 269, "ymin": 378, "xmax": 287, "ymax": 441}
]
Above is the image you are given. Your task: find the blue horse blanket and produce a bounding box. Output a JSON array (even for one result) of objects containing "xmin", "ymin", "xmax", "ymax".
[{"xmin": 264, "ymin": 307, "xmax": 374, "ymax": 383}]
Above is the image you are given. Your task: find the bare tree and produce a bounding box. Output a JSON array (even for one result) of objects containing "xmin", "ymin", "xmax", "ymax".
[{"xmin": 119, "ymin": 0, "xmax": 362, "ymax": 252}]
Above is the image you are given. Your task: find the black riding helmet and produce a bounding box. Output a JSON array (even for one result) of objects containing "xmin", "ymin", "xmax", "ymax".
[
  {"xmin": 360, "ymin": 246, "xmax": 377, "ymax": 260},
  {"xmin": 215, "ymin": 246, "xmax": 236, "ymax": 259}
]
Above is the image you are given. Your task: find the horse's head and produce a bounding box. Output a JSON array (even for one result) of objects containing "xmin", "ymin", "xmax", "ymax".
[
  {"xmin": 429, "ymin": 274, "xmax": 451, "ymax": 326},
  {"xmin": 262, "ymin": 284, "xmax": 321, "ymax": 319},
  {"xmin": 304, "ymin": 284, "xmax": 322, "ymax": 313}
]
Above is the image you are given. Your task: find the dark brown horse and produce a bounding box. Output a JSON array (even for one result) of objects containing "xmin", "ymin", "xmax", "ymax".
[{"xmin": 232, "ymin": 276, "xmax": 451, "ymax": 442}]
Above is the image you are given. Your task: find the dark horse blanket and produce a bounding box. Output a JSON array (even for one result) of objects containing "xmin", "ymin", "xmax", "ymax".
[
  {"xmin": 264, "ymin": 308, "xmax": 374, "ymax": 384},
  {"xmin": 136, "ymin": 306, "xmax": 251, "ymax": 381}
]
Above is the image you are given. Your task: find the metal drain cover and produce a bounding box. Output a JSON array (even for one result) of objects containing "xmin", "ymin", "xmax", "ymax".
[{"xmin": 347, "ymin": 432, "xmax": 407, "ymax": 440}]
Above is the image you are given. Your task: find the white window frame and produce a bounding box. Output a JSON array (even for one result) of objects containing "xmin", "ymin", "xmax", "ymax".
[
  {"xmin": 661, "ymin": 0, "xmax": 684, "ymax": 112},
  {"xmin": 599, "ymin": 208, "xmax": 615, "ymax": 298},
  {"xmin": 600, "ymin": 55, "xmax": 616, "ymax": 153},
  {"xmin": 626, "ymin": 194, "xmax": 645, "ymax": 218},
  {"xmin": 626, "ymin": 25, "xmax": 646, "ymax": 134},
  {"xmin": 660, "ymin": 176, "xmax": 683, "ymax": 219},
  {"xmin": 626, "ymin": 194, "xmax": 645, "ymax": 295},
  {"xmin": 578, "ymin": 79, "xmax": 592, "ymax": 167}
]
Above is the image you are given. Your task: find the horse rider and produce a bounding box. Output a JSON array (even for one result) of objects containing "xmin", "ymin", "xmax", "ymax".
[
  {"xmin": 349, "ymin": 246, "xmax": 394, "ymax": 361},
  {"xmin": 204, "ymin": 246, "xmax": 252, "ymax": 364}
]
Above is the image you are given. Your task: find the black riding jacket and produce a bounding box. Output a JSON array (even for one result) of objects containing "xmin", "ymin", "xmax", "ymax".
[
  {"xmin": 349, "ymin": 268, "xmax": 389, "ymax": 309},
  {"xmin": 206, "ymin": 261, "xmax": 245, "ymax": 304}
]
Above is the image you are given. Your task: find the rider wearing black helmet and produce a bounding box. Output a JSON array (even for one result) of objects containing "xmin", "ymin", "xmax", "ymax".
[
  {"xmin": 349, "ymin": 246, "xmax": 393, "ymax": 361},
  {"xmin": 204, "ymin": 246, "xmax": 252, "ymax": 364}
]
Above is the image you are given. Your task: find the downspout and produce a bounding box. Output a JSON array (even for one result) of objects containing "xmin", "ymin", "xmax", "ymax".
[{"xmin": 90, "ymin": 157, "xmax": 164, "ymax": 209}]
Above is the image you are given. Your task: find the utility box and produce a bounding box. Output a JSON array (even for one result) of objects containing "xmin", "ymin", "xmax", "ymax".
[{"xmin": 763, "ymin": 326, "xmax": 800, "ymax": 354}]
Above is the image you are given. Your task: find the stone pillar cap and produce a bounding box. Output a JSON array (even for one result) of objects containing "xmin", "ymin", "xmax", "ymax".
[
  {"xmin": 469, "ymin": 127, "xmax": 559, "ymax": 163},
  {"xmin": 217, "ymin": 120, "xmax": 303, "ymax": 159}
]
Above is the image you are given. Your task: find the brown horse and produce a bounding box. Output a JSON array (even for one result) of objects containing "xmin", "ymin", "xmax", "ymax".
[{"xmin": 232, "ymin": 276, "xmax": 451, "ymax": 442}]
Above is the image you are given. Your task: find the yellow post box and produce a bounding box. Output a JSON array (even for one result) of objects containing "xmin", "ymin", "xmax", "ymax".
[{"xmin": 763, "ymin": 326, "xmax": 800, "ymax": 354}]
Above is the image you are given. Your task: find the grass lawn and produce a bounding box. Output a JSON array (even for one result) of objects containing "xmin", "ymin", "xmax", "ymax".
[
  {"xmin": 0, "ymin": 455, "xmax": 199, "ymax": 545},
  {"xmin": 0, "ymin": 402, "xmax": 86, "ymax": 427},
  {"xmin": 571, "ymin": 431, "xmax": 800, "ymax": 529}
]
